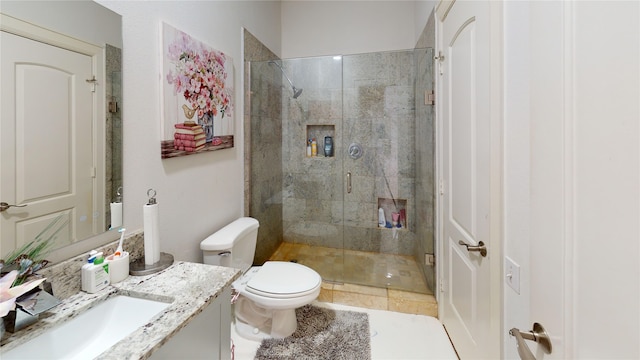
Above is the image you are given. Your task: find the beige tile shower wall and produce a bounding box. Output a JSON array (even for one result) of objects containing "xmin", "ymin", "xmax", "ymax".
[
  {"xmin": 244, "ymin": 30, "xmax": 283, "ymax": 265},
  {"xmin": 282, "ymin": 51, "xmax": 417, "ymax": 256}
]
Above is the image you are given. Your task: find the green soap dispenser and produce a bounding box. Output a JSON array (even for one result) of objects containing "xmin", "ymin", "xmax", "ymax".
[{"xmin": 82, "ymin": 254, "xmax": 110, "ymax": 293}]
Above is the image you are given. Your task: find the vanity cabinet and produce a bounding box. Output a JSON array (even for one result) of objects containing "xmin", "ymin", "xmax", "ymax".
[{"xmin": 151, "ymin": 287, "xmax": 232, "ymax": 360}]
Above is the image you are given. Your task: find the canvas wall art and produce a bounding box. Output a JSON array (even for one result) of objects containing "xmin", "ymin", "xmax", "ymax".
[{"xmin": 161, "ymin": 22, "xmax": 234, "ymax": 159}]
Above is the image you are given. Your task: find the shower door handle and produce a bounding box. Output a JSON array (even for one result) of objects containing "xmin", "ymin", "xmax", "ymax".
[
  {"xmin": 458, "ymin": 240, "xmax": 487, "ymax": 257},
  {"xmin": 347, "ymin": 172, "xmax": 352, "ymax": 193}
]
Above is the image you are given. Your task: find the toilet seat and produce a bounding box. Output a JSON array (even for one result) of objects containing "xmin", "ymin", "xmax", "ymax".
[{"xmin": 245, "ymin": 261, "xmax": 321, "ymax": 299}]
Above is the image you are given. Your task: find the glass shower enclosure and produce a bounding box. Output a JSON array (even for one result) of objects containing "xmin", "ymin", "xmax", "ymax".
[{"xmin": 248, "ymin": 48, "xmax": 435, "ymax": 295}]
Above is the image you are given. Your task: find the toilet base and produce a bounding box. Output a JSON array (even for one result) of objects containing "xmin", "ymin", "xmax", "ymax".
[
  {"xmin": 234, "ymin": 297, "xmax": 298, "ymax": 341},
  {"xmin": 234, "ymin": 317, "xmax": 271, "ymax": 341}
]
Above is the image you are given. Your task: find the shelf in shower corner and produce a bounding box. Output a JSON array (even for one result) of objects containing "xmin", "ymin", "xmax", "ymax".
[
  {"xmin": 377, "ymin": 197, "xmax": 408, "ymax": 231},
  {"xmin": 376, "ymin": 226, "xmax": 409, "ymax": 231}
]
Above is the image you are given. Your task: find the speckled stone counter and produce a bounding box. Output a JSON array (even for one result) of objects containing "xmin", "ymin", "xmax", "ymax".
[{"xmin": 0, "ymin": 261, "xmax": 241, "ymax": 359}]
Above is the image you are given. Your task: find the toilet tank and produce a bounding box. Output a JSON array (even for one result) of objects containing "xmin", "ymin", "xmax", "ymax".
[{"xmin": 200, "ymin": 217, "xmax": 259, "ymax": 273}]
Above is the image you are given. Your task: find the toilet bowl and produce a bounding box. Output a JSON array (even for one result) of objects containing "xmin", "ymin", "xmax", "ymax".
[
  {"xmin": 233, "ymin": 261, "xmax": 321, "ymax": 339},
  {"xmin": 200, "ymin": 217, "xmax": 321, "ymax": 340}
]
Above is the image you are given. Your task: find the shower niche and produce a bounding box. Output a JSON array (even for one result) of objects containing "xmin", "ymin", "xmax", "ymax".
[
  {"xmin": 377, "ymin": 198, "xmax": 408, "ymax": 229},
  {"xmin": 305, "ymin": 125, "xmax": 334, "ymax": 157}
]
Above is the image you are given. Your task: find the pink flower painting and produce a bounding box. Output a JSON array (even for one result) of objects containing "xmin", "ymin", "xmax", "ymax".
[{"xmin": 161, "ymin": 23, "xmax": 234, "ymax": 157}]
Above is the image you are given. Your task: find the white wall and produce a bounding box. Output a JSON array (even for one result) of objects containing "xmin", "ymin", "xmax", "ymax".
[
  {"xmin": 281, "ymin": 1, "xmax": 421, "ymax": 58},
  {"xmin": 569, "ymin": 2, "xmax": 639, "ymax": 356},
  {"xmin": 505, "ymin": 1, "xmax": 640, "ymax": 358},
  {"xmin": 502, "ymin": 2, "xmax": 531, "ymax": 359},
  {"xmin": 94, "ymin": 0, "xmax": 281, "ymax": 262}
]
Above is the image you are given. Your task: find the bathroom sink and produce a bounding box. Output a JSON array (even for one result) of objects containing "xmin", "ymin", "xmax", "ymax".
[{"xmin": 1, "ymin": 295, "xmax": 171, "ymax": 360}]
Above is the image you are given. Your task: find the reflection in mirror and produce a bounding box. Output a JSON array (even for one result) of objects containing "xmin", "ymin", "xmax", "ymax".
[
  {"xmin": 106, "ymin": 44, "xmax": 123, "ymax": 232},
  {"xmin": 0, "ymin": 0, "xmax": 123, "ymax": 264}
]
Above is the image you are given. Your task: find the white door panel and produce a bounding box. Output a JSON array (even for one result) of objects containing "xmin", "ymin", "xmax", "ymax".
[
  {"xmin": 439, "ymin": 0, "xmax": 500, "ymax": 358},
  {"xmin": 17, "ymin": 63, "xmax": 73, "ymax": 202},
  {"xmin": 449, "ymin": 239, "xmax": 476, "ymax": 328},
  {"xmin": 1, "ymin": 31, "xmax": 94, "ymax": 253},
  {"xmin": 449, "ymin": 18, "xmax": 475, "ymax": 238}
]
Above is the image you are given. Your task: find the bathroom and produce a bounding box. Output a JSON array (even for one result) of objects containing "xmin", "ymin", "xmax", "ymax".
[
  {"xmin": 2, "ymin": 0, "xmax": 639, "ymax": 359},
  {"xmin": 1, "ymin": 0, "xmax": 442, "ymax": 357},
  {"xmin": 33, "ymin": 2, "xmax": 436, "ymax": 310}
]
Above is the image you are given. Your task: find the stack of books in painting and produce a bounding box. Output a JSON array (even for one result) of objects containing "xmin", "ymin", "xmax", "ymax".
[{"xmin": 174, "ymin": 121, "xmax": 205, "ymax": 152}]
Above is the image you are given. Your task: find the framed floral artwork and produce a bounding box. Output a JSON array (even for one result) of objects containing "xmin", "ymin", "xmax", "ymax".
[{"xmin": 160, "ymin": 22, "xmax": 234, "ymax": 159}]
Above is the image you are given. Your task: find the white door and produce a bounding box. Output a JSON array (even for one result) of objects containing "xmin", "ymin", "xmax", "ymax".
[
  {"xmin": 1, "ymin": 31, "xmax": 95, "ymax": 254},
  {"xmin": 438, "ymin": 0, "xmax": 501, "ymax": 358},
  {"xmin": 518, "ymin": 1, "xmax": 640, "ymax": 359}
]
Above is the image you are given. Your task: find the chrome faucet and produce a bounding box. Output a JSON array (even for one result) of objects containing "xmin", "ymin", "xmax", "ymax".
[{"xmin": 4, "ymin": 281, "xmax": 61, "ymax": 333}]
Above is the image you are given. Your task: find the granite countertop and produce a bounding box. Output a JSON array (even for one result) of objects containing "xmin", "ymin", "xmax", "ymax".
[{"xmin": 1, "ymin": 261, "xmax": 241, "ymax": 359}]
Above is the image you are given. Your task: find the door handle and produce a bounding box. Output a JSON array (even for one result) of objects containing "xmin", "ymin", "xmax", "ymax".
[
  {"xmin": 509, "ymin": 323, "xmax": 552, "ymax": 360},
  {"xmin": 0, "ymin": 202, "xmax": 28, "ymax": 212},
  {"xmin": 347, "ymin": 172, "xmax": 352, "ymax": 194},
  {"xmin": 458, "ymin": 240, "xmax": 487, "ymax": 257}
]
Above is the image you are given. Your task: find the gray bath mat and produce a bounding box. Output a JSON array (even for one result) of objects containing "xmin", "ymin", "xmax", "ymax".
[{"xmin": 255, "ymin": 304, "xmax": 371, "ymax": 360}]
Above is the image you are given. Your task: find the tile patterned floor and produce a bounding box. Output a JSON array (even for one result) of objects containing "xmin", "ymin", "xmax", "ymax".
[{"xmin": 269, "ymin": 242, "xmax": 438, "ymax": 317}]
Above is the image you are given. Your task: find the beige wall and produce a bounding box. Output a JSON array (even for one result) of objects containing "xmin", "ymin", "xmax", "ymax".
[{"xmin": 281, "ymin": 1, "xmax": 434, "ymax": 58}]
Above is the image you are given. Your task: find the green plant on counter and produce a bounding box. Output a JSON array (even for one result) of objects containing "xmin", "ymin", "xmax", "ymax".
[
  {"xmin": 0, "ymin": 215, "xmax": 68, "ymax": 287},
  {"xmin": 1, "ymin": 215, "xmax": 67, "ymax": 318}
]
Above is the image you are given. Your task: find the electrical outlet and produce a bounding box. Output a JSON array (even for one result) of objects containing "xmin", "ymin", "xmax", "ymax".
[{"xmin": 505, "ymin": 256, "xmax": 520, "ymax": 294}]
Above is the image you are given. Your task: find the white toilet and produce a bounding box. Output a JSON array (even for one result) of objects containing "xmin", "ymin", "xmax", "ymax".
[{"xmin": 200, "ymin": 217, "xmax": 321, "ymax": 340}]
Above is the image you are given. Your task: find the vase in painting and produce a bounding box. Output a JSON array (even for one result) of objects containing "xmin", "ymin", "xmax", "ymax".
[{"xmin": 198, "ymin": 112, "xmax": 214, "ymax": 143}]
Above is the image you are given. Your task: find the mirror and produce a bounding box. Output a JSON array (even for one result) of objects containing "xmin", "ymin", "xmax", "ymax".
[{"xmin": 0, "ymin": 0, "xmax": 123, "ymax": 264}]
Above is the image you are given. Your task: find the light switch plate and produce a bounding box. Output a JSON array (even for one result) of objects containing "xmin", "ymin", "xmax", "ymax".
[{"xmin": 505, "ymin": 256, "xmax": 520, "ymax": 294}]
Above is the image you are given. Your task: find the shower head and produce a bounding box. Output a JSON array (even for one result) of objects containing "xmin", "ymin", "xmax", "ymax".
[
  {"xmin": 292, "ymin": 86, "xmax": 303, "ymax": 99},
  {"xmin": 268, "ymin": 60, "xmax": 303, "ymax": 99}
]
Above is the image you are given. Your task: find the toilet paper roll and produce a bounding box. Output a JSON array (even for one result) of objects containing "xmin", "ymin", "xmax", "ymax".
[
  {"xmin": 110, "ymin": 202, "xmax": 122, "ymax": 229},
  {"xmin": 143, "ymin": 203, "xmax": 161, "ymax": 265}
]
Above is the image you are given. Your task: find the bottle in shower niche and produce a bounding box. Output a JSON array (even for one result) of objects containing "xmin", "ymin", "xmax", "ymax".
[
  {"xmin": 324, "ymin": 136, "xmax": 333, "ymax": 157},
  {"xmin": 311, "ymin": 138, "xmax": 318, "ymax": 157},
  {"xmin": 378, "ymin": 207, "xmax": 386, "ymax": 227},
  {"xmin": 306, "ymin": 139, "xmax": 312, "ymax": 157}
]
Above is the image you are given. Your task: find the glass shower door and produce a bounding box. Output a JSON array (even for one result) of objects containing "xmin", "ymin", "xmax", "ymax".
[{"xmin": 340, "ymin": 50, "xmax": 423, "ymax": 291}]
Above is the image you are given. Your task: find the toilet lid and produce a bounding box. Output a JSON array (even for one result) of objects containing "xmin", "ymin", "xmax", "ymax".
[{"xmin": 246, "ymin": 261, "xmax": 321, "ymax": 298}]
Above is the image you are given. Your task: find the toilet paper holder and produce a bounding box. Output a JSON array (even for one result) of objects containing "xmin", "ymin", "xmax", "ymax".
[{"xmin": 131, "ymin": 188, "xmax": 174, "ymax": 276}]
